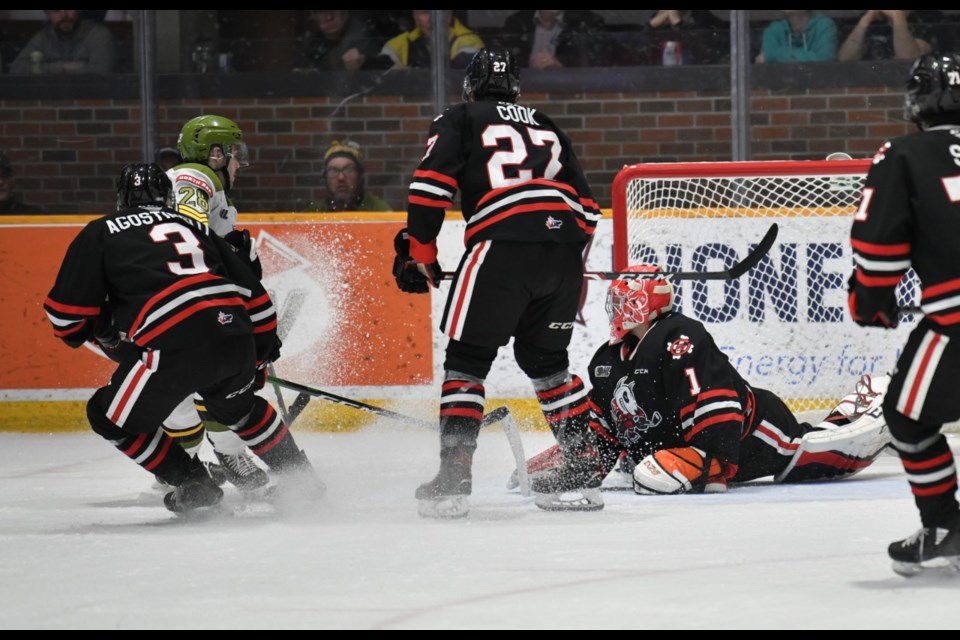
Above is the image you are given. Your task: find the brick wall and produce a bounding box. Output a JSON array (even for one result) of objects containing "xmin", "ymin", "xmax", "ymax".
[{"xmin": 0, "ymin": 71, "xmax": 914, "ymax": 214}]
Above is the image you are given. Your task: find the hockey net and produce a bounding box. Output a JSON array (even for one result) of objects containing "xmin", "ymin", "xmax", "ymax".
[{"xmin": 611, "ymin": 159, "xmax": 918, "ymax": 418}]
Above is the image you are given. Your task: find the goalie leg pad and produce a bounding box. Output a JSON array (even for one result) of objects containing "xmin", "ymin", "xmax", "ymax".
[
  {"xmin": 633, "ymin": 447, "xmax": 727, "ymax": 495},
  {"xmin": 507, "ymin": 444, "xmax": 564, "ymax": 490},
  {"xmin": 775, "ymin": 400, "xmax": 891, "ymax": 483}
]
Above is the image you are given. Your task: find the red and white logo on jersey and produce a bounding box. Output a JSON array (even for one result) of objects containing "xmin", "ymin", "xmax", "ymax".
[
  {"xmin": 872, "ymin": 141, "xmax": 891, "ymax": 165},
  {"xmin": 666, "ymin": 335, "xmax": 694, "ymax": 359},
  {"xmin": 610, "ymin": 376, "xmax": 662, "ymax": 443}
]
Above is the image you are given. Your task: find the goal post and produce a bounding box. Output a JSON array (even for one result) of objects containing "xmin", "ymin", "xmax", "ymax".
[{"xmin": 611, "ymin": 159, "xmax": 918, "ymax": 416}]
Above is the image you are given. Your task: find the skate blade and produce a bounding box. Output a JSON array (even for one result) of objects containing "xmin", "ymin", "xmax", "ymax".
[
  {"xmin": 534, "ymin": 488, "xmax": 604, "ymax": 512},
  {"xmin": 165, "ymin": 502, "xmax": 230, "ymax": 520},
  {"xmin": 418, "ymin": 495, "xmax": 469, "ymax": 519},
  {"xmin": 892, "ymin": 556, "xmax": 960, "ymax": 578}
]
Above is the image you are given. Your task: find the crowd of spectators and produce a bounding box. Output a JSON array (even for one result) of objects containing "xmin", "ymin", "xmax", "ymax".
[
  {"xmin": 287, "ymin": 10, "xmax": 956, "ymax": 70},
  {"xmin": 2, "ymin": 10, "xmax": 959, "ymax": 73}
]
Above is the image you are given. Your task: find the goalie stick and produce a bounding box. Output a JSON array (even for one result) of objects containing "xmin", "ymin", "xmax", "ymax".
[
  {"xmin": 583, "ymin": 222, "xmax": 779, "ymax": 282},
  {"xmin": 438, "ymin": 223, "xmax": 778, "ymax": 282}
]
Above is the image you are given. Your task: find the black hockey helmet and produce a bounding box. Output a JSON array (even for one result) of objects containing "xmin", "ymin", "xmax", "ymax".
[
  {"xmin": 462, "ymin": 48, "xmax": 520, "ymax": 104},
  {"xmin": 905, "ymin": 52, "xmax": 960, "ymax": 129},
  {"xmin": 116, "ymin": 162, "xmax": 172, "ymax": 211}
]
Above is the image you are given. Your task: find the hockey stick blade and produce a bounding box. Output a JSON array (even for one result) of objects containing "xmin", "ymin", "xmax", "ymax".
[
  {"xmin": 286, "ymin": 392, "xmax": 312, "ymax": 425},
  {"xmin": 582, "ymin": 222, "xmax": 780, "ymax": 282},
  {"xmin": 266, "ymin": 375, "xmax": 510, "ymax": 429}
]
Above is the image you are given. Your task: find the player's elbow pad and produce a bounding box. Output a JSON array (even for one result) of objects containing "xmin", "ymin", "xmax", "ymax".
[{"xmin": 633, "ymin": 447, "xmax": 727, "ymax": 495}]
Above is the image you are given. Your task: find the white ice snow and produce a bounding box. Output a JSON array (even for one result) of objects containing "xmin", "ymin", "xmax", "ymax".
[{"xmin": 0, "ymin": 428, "xmax": 958, "ymax": 630}]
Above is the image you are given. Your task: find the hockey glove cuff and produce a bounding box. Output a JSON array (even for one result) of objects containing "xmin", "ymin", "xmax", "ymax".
[{"xmin": 393, "ymin": 228, "xmax": 441, "ymax": 293}]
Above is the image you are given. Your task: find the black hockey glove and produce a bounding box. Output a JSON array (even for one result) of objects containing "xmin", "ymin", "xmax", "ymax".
[
  {"xmin": 848, "ymin": 274, "xmax": 899, "ymax": 329},
  {"xmin": 91, "ymin": 306, "xmax": 134, "ymax": 363},
  {"xmin": 223, "ymin": 228, "xmax": 257, "ymax": 261},
  {"xmin": 261, "ymin": 335, "xmax": 282, "ymax": 365},
  {"xmin": 223, "ymin": 228, "xmax": 263, "ymax": 278},
  {"xmin": 253, "ymin": 336, "xmax": 281, "ymax": 392},
  {"xmin": 393, "ymin": 228, "xmax": 441, "ymax": 294}
]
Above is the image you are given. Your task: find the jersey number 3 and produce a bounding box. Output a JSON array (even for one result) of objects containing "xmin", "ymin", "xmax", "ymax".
[{"xmin": 150, "ymin": 222, "xmax": 210, "ymax": 275}]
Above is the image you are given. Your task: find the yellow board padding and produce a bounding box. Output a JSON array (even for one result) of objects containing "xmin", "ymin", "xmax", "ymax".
[
  {"xmin": 0, "ymin": 398, "xmax": 553, "ymax": 433},
  {"xmin": 0, "ymin": 395, "xmax": 835, "ymax": 434}
]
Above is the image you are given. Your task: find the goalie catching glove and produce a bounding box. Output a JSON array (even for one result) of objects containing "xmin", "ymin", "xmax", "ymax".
[
  {"xmin": 392, "ymin": 228, "xmax": 442, "ymax": 293},
  {"xmin": 633, "ymin": 447, "xmax": 728, "ymax": 495}
]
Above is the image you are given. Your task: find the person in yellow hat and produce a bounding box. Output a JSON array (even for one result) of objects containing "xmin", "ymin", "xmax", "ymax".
[{"xmin": 301, "ymin": 140, "xmax": 393, "ymax": 212}]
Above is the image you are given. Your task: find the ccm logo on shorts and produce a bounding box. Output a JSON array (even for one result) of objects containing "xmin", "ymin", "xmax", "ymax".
[{"xmin": 548, "ymin": 322, "xmax": 575, "ymax": 330}]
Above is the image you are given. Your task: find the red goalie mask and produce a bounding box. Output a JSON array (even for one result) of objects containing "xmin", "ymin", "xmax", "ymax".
[{"xmin": 605, "ymin": 265, "xmax": 674, "ymax": 344}]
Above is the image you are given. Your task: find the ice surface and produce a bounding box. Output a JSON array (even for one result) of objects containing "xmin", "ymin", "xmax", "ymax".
[{"xmin": 0, "ymin": 428, "xmax": 958, "ymax": 630}]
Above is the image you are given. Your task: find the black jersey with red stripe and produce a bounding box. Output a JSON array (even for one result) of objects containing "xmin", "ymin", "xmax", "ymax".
[
  {"xmin": 406, "ymin": 100, "xmax": 601, "ymax": 255},
  {"xmin": 850, "ymin": 127, "xmax": 960, "ymax": 330},
  {"xmin": 586, "ymin": 312, "xmax": 752, "ymax": 477},
  {"xmin": 44, "ymin": 206, "xmax": 278, "ymax": 357}
]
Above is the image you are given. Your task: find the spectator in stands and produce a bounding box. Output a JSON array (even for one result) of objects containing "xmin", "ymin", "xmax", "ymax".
[
  {"xmin": 370, "ymin": 10, "xmax": 484, "ymax": 70},
  {"xmin": 0, "ymin": 151, "xmax": 41, "ymax": 215},
  {"xmin": 300, "ymin": 140, "xmax": 393, "ymax": 212},
  {"xmin": 154, "ymin": 147, "xmax": 182, "ymax": 172},
  {"xmin": 499, "ymin": 10, "xmax": 618, "ymax": 69},
  {"xmin": 643, "ymin": 10, "xmax": 729, "ymax": 66},
  {"xmin": 295, "ymin": 10, "xmax": 384, "ymax": 71},
  {"xmin": 838, "ymin": 10, "xmax": 941, "ymax": 62},
  {"xmin": 756, "ymin": 11, "xmax": 837, "ymax": 64},
  {"xmin": 9, "ymin": 10, "xmax": 117, "ymax": 75}
]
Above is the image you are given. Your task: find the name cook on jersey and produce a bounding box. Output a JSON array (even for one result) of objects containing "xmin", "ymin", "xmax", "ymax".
[
  {"xmin": 104, "ymin": 210, "xmax": 205, "ymax": 233},
  {"xmin": 496, "ymin": 104, "xmax": 539, "ymax": 125}
]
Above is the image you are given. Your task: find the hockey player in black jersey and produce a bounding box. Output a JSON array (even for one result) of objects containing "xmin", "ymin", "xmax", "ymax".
[
  {"xmin": 43, "ymin": 163, "xmax": 324, "ymax": 515},
  {"xmin": 849, "ymin": 53, "xmax": 960, "ymax": 576},
  {"xmin": 520, "ymin": 265, "xmax": 892, "ymax": 511},
  {"xmin": 392, "ymin": 48, "xmax": 604, "ymax": 518}
]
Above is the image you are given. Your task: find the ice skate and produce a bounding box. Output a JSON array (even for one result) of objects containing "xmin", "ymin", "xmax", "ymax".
[
  {"xmin": 214, "ymin": 449, "xmax": 269, "ymax": 491},
  {"xmin": 415, "ymin": 462, "xmax": 471, "ymax": 519},
  {"xmin": 889, "ymin": 519, "xmax": 960, "ymax": 577},
  {"xmin": 163, "ymin": 468, "xmax": 224, "ymax": 516},
  {"xmin": 530, "ymin": 462, "xmax": 604, "ymax": 512}
]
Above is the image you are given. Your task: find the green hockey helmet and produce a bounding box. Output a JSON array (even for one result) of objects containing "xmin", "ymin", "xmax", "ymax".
[{"xmin": 177, "ymin": 115, "xmax": 249, "ymax": 167}]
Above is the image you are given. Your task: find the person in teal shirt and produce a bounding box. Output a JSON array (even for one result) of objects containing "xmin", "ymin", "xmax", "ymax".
[{"xmin": 756, "ymin": 11, "xmax": 837, "ymax": 64}]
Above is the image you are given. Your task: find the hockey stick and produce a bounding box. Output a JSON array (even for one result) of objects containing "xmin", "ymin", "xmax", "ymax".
[
  {"xmin": 437, "ymin": 223, "xmax": 779, "ymax": 283},
  {"xmin": 583, "ymin": 222, "xmax": 779, "ymax": 282},
  {"xmin": 499, "ymin": 410, "xmax": 530, "ymax": 497},
  {"xmin": 267, "ymin": 375, "xmax": 526, "ymax": 486},
  {"xmin": 268, "ymin": 290, "xmax": 315, "ymax": 427},
  {"xmin": 266, "ymin": 374, "xmax": 511, "ymax": 429},
  {"xmin": 266, "ymin": 363, "xmax": 293, "ymax": 425}
]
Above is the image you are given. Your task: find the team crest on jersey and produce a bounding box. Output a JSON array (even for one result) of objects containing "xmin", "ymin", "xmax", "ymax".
[
  {"xmin": 666, "ymin": 335, "xmax": 694, "ymax": 359},
  {"xmin": 594, "ymin": 365, "xmax": 612, "ymax": 378},
  {"xmin": 610, "ymin": 376, "xmax": 662, "ymax": 444},
  {"xmin": 217, "ymin": 311, "xmax": 234, "ymax": 325},
  {"xmin": 545, "ymin": 216, "xmax": 563, "ymax": 230}
]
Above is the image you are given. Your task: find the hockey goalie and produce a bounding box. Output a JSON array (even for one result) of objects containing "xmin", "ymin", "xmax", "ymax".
[{"xmin": 517, "ymin": 264, "xmax": 892, "ymax": 511}]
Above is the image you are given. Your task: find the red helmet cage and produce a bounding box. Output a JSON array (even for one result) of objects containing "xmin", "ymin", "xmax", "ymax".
[{"xmin": 605, "ymin": 265, "xmax": 674, "ymax": 344}]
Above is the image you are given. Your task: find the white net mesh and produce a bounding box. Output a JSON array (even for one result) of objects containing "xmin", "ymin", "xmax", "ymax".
[{"xmin": 613, "ymin": 160, "xmax": 918, "ymax": 416}]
